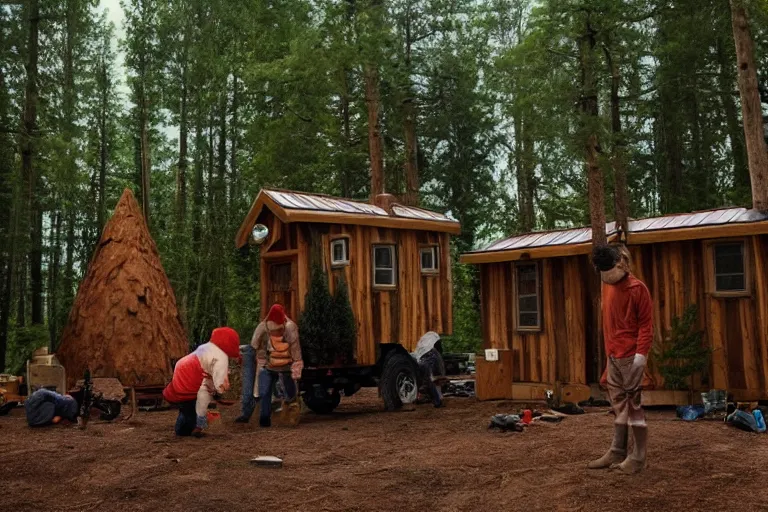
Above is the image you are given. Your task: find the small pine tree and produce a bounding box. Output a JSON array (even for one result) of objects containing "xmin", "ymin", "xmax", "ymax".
[
  {"xmin": 298, "ymin": 264, "xmax": 334, "ymax": 366},
  {"xmin": 331, "ymin": 274, "xmax": 357, "ymax": 364},
  {"xmin": 654, "ymin": 304, "xmax": 710, "ymax": 399}
]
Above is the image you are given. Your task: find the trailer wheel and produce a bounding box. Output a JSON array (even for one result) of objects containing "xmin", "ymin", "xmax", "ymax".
[
  {"xmin": 380, "ymin": 352, "xmax": 418, "ymax": 411},
  {"xmin": 303, "ymin": 387, "xmax": 341, "ymax": 415}
]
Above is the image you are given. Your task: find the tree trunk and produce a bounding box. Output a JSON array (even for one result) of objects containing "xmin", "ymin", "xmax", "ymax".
[
  {"xmin": 580, "ymin": 15, "xmax": 605, "ymax": 385},
  {"xmin": 140, "ymin": 99, "xmax": 151, "ymax": 225},
  {"xmin": 716, "ymin": 32, "xmax": 749, "ymax": 192},
  {"xmin": 365, "ymin": 64, "xmax": 385, "ymax": 199},
  {"xmin": 730, "ymin": 0, "xmax": 768, "ymax": 211},
  {"xmin": 402, "ymin": 97, "xmax": 419, "ymax": 206},
  {"xmin": 340, "ymin": 69, "xmax": 352, "ymax": 197},
  {"xmin": 176, "ymin": 57, "xmax": 188, "ymax": 229},
  {"xmin": 192, "ymin": 96, "xmax": 204, "ymax": 248},
  {"xmin": 230, "ymin": 73, "xmax": 239, "ymax": 214},
  {"xmin": 603, "ymin": 46, "xmax": 629, "ymax": 238},
  {"xmin": 401, "ymin": 14, "xmax": 418, "ymax": 206},
  {"xmin": 49, "ymin": 211, "xmax": 61, "ymax": 350},
  {"xmin": 20, "ymin": 0, "xmax": 42, "ymax": 326},
  {"xmin": 579, "ymin": 22, "xmax": 606, "ymax": 247},
  {"xmin": 98, "ymin": 54, "xmax": 108, "ymax": 233}
]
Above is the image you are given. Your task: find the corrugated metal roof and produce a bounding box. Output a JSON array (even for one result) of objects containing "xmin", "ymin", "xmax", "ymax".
[
  {"xmin": 470, "ymin": 208, "xmax": 768, "ymax": 255},
  {"xmin": 266, "ymin": 189, "xmax": 389, "ymax": 217},
  {"xmin": 264, "ymin": 189, "xmax": 458, "ymax": 224}
]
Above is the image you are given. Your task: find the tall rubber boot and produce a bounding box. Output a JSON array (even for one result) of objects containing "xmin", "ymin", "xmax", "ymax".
[
  {"xmin": 618, "ymin": 426, "xmax": 647, "ymax": 474},
  {"xmin": 587, "ymin": 424, "xmax": 628, "ymax": 469}
]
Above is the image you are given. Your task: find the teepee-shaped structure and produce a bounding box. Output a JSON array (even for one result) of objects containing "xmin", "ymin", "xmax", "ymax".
[{"xmin": 57, "ymin": 189, "xmax": 188, "ymax": 388}]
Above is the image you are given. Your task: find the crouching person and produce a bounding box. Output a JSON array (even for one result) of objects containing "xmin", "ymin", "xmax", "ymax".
[
  {"xmin": 163, "ymin": 327, "xmax": 241, "ymax": 437},
  {"xmin": 253, "ymin": 304, "xmax": 303, "ymax": 428},
  {"xmin": 25, "ymin": 388, "xmax": 79, "ymax": 427}
]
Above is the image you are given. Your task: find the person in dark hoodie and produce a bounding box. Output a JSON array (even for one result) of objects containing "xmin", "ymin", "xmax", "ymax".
[{"xmin": 25, "ymin": 388, "xmax": 79, "ymax": 427}]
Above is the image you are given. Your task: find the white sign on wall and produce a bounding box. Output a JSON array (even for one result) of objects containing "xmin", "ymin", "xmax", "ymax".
[{"xmin": 484, "ymin": 349, "xmax": 499, "ymax": 362}]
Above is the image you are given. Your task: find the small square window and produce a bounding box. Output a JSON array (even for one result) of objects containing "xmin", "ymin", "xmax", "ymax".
[
  {"xmin": 515, "ymin": 262, "xmax": 541, "ymax": 331},
  {"xmin": 714, "ymin": 242, "xmax": 746, "ymax": 293},
  {"xmin": 420, "ymin": 246, "xmax": 439, "ymax": 274},
  {"xmin": 331, "ymin": 238, "xmax": 349, "ymax": 267},
  {"xmin": 373, "ymin": 245, "xmax": 396, "ymax": 287}
]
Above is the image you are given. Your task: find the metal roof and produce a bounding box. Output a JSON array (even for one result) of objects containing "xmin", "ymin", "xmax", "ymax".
[
  {"xmin": 264, "ymin": 189, "xmax": 458, "ymax": 224},
  {"xmin": 469, "ymin": 207, "xmax": 768, "ymax": 255},
  {"xmin": 265, "ymin": 189, "xmax": 389, "ymax": 217}
]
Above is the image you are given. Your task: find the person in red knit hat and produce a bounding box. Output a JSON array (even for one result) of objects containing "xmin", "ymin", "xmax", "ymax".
[
  {"xmin": 163, "ymin": 327, "xmax": 241, "ymax": 437},
  {"xmin": 236, "ymin": 304, "xmax": 303, "ymax": 426},
  {"xmin": 588, "ymin": 244, "xmax": 653, "ymax": 474}
]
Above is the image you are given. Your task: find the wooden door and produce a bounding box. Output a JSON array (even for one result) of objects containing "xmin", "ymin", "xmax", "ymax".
[{"xmin": 266, "ymin": 259, "xmax": 297, "ymax": 320}]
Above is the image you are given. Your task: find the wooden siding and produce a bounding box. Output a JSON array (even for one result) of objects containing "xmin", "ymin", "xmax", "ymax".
[
  {"xmin": 257, "ymin": 215, "xmax": 453, "ymax": 367},
  {"xmin": 478, "ymin": 257, "xmax": 587, "ymax": 385},
  {"xmin": 315, "ymin": 224, "xmax": 452, "ymax": 364},
  {"xmin": 476, "ymin": 234, "xmax": 768, "ymax": 400}
]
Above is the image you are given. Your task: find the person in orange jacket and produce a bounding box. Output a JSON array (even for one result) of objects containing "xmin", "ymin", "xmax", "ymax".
[
  {"xmin": 163, "ymin": 327, "xmax": 241, "ymax": 437},
  {"xmin": 588, "ymin": 244, "xmax": 653, "ymax": 474}
]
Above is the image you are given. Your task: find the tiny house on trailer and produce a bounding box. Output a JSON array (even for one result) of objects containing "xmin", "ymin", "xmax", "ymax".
[
  {"xmin": 235, "ymin": 188, "xmax": 460, "ymax": 411},
  {"xmin": 460, "ymin": 207, "xmax": 768, "ymax": 405}
]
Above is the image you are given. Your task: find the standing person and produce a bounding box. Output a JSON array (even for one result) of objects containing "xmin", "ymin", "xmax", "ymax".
[
  {"xmin": 236, "ymin": 304, "xmax": 302, "ymax": 427},
  {"xmin": 588, "ymin": 244, "xmax": 653, "ymax": 474},
  {"xmin": 163, "ymin": 327, "xmax": 241, "ymax": 437}
]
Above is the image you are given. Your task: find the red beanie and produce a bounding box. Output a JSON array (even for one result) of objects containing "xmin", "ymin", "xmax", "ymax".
[
  {"xmin": 210, "ymin": 327, "xmax": 241, "ymax": 360},
  {"xmin": 266, "ymin": 304, "xmax": 286, "ymax": 325}
]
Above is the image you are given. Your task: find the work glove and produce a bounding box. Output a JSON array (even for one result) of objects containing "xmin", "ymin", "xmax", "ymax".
[
  {"xmin": 627, "ymin": 353, "xmax": 647, "ymax": 391},
  {"xmin": 291, "ymin": 360, "xmax": 304, "ymax": 381},
  {"xmin": 196, "ymin": 414, "xmax": 208, "ymax": 430}
]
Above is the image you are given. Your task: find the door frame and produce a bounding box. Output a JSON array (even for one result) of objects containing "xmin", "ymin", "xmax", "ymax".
[{"xmin": 261, "ymin": 254, "xmax": 299, "ymax": 321}]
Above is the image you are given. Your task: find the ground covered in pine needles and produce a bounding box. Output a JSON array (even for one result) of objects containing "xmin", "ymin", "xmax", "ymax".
[{"xmin": 3, "ymin": 389, "xmax": 767, "ymax": 512}]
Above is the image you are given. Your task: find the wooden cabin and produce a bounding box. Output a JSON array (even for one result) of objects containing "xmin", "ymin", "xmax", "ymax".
[
  {"xmin": 460, "ymin": 207, "xmax": 768, "ymax": 404},
  {"xmin": 235, "ymin": 189, "xmax": 461, "ymax": 365}
]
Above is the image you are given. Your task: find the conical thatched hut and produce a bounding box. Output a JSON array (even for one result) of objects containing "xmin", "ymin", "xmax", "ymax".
[{"xmin": 57, "ymin": 189, "xmax": 188, "ymax": 388}]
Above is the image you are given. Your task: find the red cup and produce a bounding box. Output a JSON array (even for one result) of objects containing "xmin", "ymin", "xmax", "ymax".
[{"xmin": 522, "ymin": 409, "xmax": 532, "ymax": 424}]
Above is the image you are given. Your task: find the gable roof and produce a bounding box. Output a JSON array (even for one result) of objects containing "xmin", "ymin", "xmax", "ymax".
[
  {"xmin": 235, "ymin": 188, "xmax": 461, "ymax": 247},
  {"xmin": 460, "ymin": 207, "xmax": 768, "ymax": 264}
]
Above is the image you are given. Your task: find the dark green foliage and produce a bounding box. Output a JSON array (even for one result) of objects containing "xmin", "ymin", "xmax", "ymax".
[
  {"xmin": 331, "ymin": 274, "xmax": 357, "ymax": 364},
  {"xmin": 654, "ymin": 305, "xmax": 710, "ymax": 391},
  {"xmin": 298, "ymin": 264, "xmax": 334, "ymax": 366}
]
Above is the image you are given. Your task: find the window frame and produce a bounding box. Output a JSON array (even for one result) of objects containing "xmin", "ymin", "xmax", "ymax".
[
  {"xmin": 705, "ymin": 238, "xmax": 752, "ymax": 298},
  {"xmin": 372, "ymin": 244, "xmax": 397, "ymax": 289},
  {"xmin": 513, "ymin": 261, "xmax": 542, "ymax": 332},
  {"xmin": 419, "ymin": 245, "xmax": 439, "ymax": 275},
  {"xmin": 330, "ymin": 236, "xmax": 350, "ymax": 268}
]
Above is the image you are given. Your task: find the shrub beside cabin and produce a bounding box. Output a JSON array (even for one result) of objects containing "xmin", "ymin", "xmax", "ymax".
[
  {"xmin": 460, "ymin": 208, "xmax": 768, "ymax": 405},
  {"xmin": 235, "ymin": 189, "xmax": 460, "ymax": 366}
]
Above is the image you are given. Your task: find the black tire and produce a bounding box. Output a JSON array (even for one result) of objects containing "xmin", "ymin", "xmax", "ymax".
[
  {"xmin": 379, "ymin": 352, "xmax": 418, "ymax": 411},
  {"xmin": 303, "ymin": 387, "xmax": 341, "ymax": 415},
  {"xmin": 97, "ymin": 400, "xmax": 122, "ymax": 421}
]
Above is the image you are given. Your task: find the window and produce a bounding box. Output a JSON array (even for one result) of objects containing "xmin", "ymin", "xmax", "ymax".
[
  {"xmin": 420, "ymin": 246, "xmax": 439, "ymax": 274},
  {"xmin": 373, "ymin": 245, "xmax": 396, "ymax": 287},
  {"xmin": 330, "ymin": 238, "xmax": 349, "ymax": 267},
  {"xmin": 713, "ymin": 242, "xmax": 747, "ymax": 293},
  {"xmin": 515, "ymin": 262, "xmax": 541, "ymax": 331}
]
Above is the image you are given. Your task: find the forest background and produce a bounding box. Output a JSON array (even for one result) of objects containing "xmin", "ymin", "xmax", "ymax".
[{"xmin": 0, "ymin": 0, "xmax": 766, "ymax": 373}]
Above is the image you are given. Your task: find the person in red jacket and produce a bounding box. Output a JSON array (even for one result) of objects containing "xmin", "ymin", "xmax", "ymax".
[
  {"xmin": 163, "ymin": 327, "xmax": 241, "ymax": 437},
  {"xmin": 588, "ymin": 243, "xmax": 653, "ymax": 474}
]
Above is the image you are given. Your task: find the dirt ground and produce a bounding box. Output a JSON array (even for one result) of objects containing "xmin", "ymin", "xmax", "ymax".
[{"xmin": 3, "ymin": 389, "xmax": 767, "ymax": 512}]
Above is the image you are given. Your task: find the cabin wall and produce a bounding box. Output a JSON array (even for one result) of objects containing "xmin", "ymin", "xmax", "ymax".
[
  {"xmin": 292, "ymin": 223, "xmax": 453, "ymax": 366},
  {"xmin": 477, "ymin": 234, "xmax": 768, "ymax": 400},
  {"xmin": 630, "ymin": 235, "xmax": 768, "ymax": 399},
  {"xmin": 478, "ymin": 256, "xmax": 588, "ymax": 385}
]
